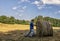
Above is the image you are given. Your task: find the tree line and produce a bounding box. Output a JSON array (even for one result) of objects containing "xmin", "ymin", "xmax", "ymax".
[
  {"xmin": 33, "ymin": 16, "xmax": 60, "ymax": 27},
  {"xmin": 0, "ymin": 15, "xmax": 29, "ymax": 25},
  {"xmin": 0, "ymin": 15, "xmax": 60, "ymax": 27}
]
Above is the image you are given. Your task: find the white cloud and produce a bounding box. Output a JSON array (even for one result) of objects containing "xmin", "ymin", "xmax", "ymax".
[
  {"xmin": 31, "ymin": 1, "xmax": 45, "ymax": 10},
  {"xmin": 15, "ymin": 12, "xmax": 23, "ymax": 17},
  {"xmin": 18, "ymin": 0, "xmax": 30, "ymax": 4},
  {"xmin": 12, "ymin": 6, "xmax": 21, "ymax": 10},
  {"xmin": 31, "ymin": 0, "xmax": 53, "ymax": 10},
  {"xmin": 12, "ymin": 6, "xmax": 27, "ymax": 17},
  {"xmin": 20, "ymin": 10, "xmax": 24, "ymax": 12},
  {"xmin": 55, "ymin": 10, "xmax": 60, "ymax": 14},
  {"xmin": 12, "ymin": 7, "xmax": 17, "ymax": 10},
  {"xmin": 22, "ymin": 6, "xmax": 27, "ymax": 9},
  {"xmin": 16, "ymin": 10, "xmax": 24, "ymax": 13},
  {"xmin": 57, "ymin": 10, "xmax": 60, "ymax": 13},
  {"xmin": 18, "ymin": 0, "xmax": 60, "ymax": 5},
  {"xmin": 32, "ymin": 1, "xmax": 43, "ymax": 6},
  {"xmin": 37, "ymin": 5, "xmax": 45, "ymax": 9},
  {"xmin": 18, "ymin": 6, "xmax": 27, "ymax": 12},
  {"xmin": 42, "ymin": 0, "xmax": 60, "ymax": 4},
  {"xmin": 17, "ymin": 13, "xmax": 23, "ymax": 17},
  {"xmin": 32, "ymin": 1, "xmax": 52, "ymax": 10},
  {"xmin": 12, "ymin": 6, "xmax": 27, "ymax": 12},
  {"xmin": 58, "ymin": 11, "xmax": 60, "ymax": 13},
  {"xmin": 32, "ymin": 1, "xmax": 39, "ymax": 6},
  {"xmin": 21, "ymin": 0, "xmax": 30, "ymax": 2}
]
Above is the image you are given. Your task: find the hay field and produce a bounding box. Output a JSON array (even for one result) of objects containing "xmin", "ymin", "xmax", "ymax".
[
  {"xmin": 0, "ymin": 23, "xmax": 30, "ymax": 32},
  {"xmin": 0, "ymin": 23, "xmax": 60, "ymax": 32},
  {"xmin": 0, "ymin": 23, "xmax": 60, "ymax": 41}
]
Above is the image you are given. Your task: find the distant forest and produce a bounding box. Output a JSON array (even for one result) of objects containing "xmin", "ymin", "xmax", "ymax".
[
  {"xmin": 0, "ymin": 15, "xmax": 29, "ymax": 25},
  {"xmin": 33, "ymin": 16, "xmax": 60, "ymax": 27},
  {"xmin": 0, "ymin": 15, "xmax": 60, "ymax": 27}
]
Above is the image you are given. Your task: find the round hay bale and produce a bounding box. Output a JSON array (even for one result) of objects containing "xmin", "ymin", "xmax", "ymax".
[
  {"xmin": 42, "ymin": 21, "xmax": 53, "ymax": 36},
  {"xmin": 36, "ymin": 20, "xmax": 53, "ymax": 37},
  {"xmin": 36, "ymin": 19, "xmax": 43, "ymax": 37}
]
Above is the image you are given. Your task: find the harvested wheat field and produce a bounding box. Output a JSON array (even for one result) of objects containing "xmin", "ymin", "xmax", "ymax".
[{"xmin": 0, "ymin": 23, "xmax": 60, "ymax": 41}]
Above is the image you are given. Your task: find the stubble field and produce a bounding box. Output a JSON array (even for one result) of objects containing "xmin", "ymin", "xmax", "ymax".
[{"xmin": 0, "ymin": 23, "xmax": 60, "ymax": 41}]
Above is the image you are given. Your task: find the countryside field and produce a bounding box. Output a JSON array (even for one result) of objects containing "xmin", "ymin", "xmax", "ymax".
[
  {"xmin": 0, "ymin": 23, "xmax": 60, "ymax": 41},
  {"xmin": 0, "ymin": 23, "xmax": 60, "ymax": 32}
]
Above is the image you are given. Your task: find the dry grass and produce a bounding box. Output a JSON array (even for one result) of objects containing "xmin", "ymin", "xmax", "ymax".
[
  {"xmin": 0, "ymin": 23, "xmax": 60, "ymax": 41},
  {"xmin": 0, "ymin": 23, "xmax": 30, "ymax": 32},
  {"xmin": 0, "ymin": 23, "xmax": 60, "ymax": 32}
]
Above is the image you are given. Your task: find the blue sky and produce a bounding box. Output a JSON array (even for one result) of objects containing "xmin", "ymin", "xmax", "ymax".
[{"xmin": 0, "ymin": 0, "xmax": 60, "ymax": 20}]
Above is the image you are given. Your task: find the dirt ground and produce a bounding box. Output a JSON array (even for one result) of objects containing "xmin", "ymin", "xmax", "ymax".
[{"xmin": 0, "ymin": 29, "xmax": 60, "ymax": 41}]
